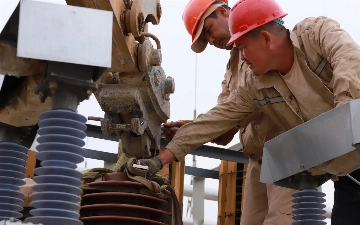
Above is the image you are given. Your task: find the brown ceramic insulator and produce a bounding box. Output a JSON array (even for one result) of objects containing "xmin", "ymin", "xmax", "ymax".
[
  {"xmin": 87, "ymin": 180, "xmax": 145, "ymax": 189},
  {"xmin": 81, "ymin": 192, "xmax": 171, "ymax": 213},
  {"xmin": 80, "ymin": 216, "xmax": 168, "ymax": 225},
  {"xmin": 88, "ymin": 171, "xmax": 145, "ymax": 189},
  {"xmin": 80, "ymin": 204, "xmax": 171, "ymax": 224},
  {"xmin": 102, "ymin": 172, "xmax": 132, "ymax": 181},
  {"xmin": 89, "ymin": 172, "xmax": 145, "ymax": 189},
  {"xmin": 81, "ymin": 172, "xmax": 171, "ymax": 225}
]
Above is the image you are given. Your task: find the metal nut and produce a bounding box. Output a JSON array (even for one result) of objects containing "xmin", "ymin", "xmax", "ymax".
[
  {"xmin": 49, "ymin": 81, "xmax": 58, "ymax": 95},
  {"xmin": 150, "ymin": 49, "xmax": 162, "ymax": 66},
  {"xmin": 164, "ymin": 76, "xmax": 175, "ymax": 95},
  {"xmin": 85, "ymin": 89, "xmax": 93, "ymax": 100},
  {"xmin": 39, "ymin": 92, "xmax": 47, "ymax": 103}
]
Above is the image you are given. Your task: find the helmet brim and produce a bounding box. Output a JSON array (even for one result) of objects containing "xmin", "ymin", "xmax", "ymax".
[{"xmin": 190, "ymin": 4, "xmax": 225, "ymax": 53}]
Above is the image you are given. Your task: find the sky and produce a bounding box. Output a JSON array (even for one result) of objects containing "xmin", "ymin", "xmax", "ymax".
[{"xmin": 5, "ymin": 0, "xmax": 360, "ymax": 223}]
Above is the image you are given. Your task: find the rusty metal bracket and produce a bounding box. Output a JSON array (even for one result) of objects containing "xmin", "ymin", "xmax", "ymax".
[{"xmin": 125, "ymin": 0, "xmax": 161, "ymax": 37}]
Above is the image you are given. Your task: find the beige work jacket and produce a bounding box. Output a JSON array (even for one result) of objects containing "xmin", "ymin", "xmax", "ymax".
[
  {"xmin": 218, "ymin": 48, "xmax": 275, "ymax": 160},
  {"xmin": 166, "ymin": 16, "xmax": 360, "ymax": 162},
  {"xmin": 217, "ymin": 47, "xmax": 241, "ymax": 103}
]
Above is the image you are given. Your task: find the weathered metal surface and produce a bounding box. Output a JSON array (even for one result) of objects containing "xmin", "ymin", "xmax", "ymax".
[
  {"xmin": 261, "ymin": 99, "xmax": 360, "ymax": 190},
  {"xmin": 34, "ymin": 63, "xmax": 98, "ymax": 111},
  {"xmin": 65, "ymin": 0, "xmax": 162, "ymax": 73},
  {"xmin": 92, "ymin": 41, "xmax": 173, "ymax": 155},
  {"xmin": 64, "ymin": 0, "xmax": 176, "ymax": 157}
]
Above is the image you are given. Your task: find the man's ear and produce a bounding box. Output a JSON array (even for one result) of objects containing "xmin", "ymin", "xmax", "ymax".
[
  {"xmin": 260, "ymin": 30, "xmax": 272, "ymax": 48},
  {"xmin": 217, "ymin": 6, "xmax": 228, "ymax": 17}
]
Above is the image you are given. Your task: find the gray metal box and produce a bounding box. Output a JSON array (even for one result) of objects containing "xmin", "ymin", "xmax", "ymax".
[
  {"xmin": 17, "ymin": 0, "xmax": 112, "ymax": 68},
  {"xmin": 261, "ymin": 99, "xmax": 360, "ymax": 188}
]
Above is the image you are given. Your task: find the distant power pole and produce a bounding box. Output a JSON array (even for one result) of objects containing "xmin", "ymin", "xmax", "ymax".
[{"xmin": 186, "ymin": 53, "xmax": 198, "ymax": 217}]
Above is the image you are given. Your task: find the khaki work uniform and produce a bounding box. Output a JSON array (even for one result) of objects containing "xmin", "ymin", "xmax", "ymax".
[
  {"xmin": 167, "ymin": 16, "xmax": 360, "ymax": 224},
  {"xmin": 219, "ymin": 48, "xmax": 294, "ymax": 224}
]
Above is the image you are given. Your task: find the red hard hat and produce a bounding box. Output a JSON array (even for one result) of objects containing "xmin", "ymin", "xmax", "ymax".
[
  {"xmin": 227, "ymin": 0, "xmax": 287, "ymax": 46},
  {"xmin": 182, "ymin": 0, "xmax": 229, "ymax": 41}
]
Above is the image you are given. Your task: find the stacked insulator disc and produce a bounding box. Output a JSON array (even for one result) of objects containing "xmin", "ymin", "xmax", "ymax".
[
  {"xmin": 0, "ymin": 142, "xmax": 28, "ymax": 220},
  {"xmin": 25, "ymin": 109, "xmax": 86, "ymax": 225},
  {"xmin": 292, "ymin": 189, "xmax": 326, "ymax": 225},
  {"xmin": 80, "ymin": 173, "xmax": 171, "ymax": 225}
]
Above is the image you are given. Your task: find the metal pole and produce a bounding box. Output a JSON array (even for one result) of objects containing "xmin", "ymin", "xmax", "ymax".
[
  {"xmin": 345, "ymin": 174, "xmax": 360, "ymax": 186},
  {"xmin": 193, "ymin": 176, "xmax": 205, "ymax": 225}
]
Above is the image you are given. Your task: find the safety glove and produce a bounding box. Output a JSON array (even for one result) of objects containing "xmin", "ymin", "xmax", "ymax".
[
  {"xmin": 162, "ymin": 120, "xmax": 193, "ymax": 141},
  {"xmin": 118, "ymin": 156, "xmax": 164, "ymax": 180}
]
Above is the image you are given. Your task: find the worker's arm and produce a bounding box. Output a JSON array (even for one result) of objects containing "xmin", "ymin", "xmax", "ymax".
[
  {"xmin": 162, "ymin": 120, "xmax": 193, "ymax": 141},
  {"xmin": 162, "ymin": 118, "xmax": 239, "ymax": 146},
  {"xmin": 210, "ymin": 48, "xmax": 243, "ymax": 146},
  {"xmin": 162, "ymin": 52, "xmax": 241, "ymax": 145},
  {"xmin": 158, "ymin": 148, "xmax": 177, "ymax": 165},
  {"xmin": 165, "ymin": 84, "xmax": 260, "ymax": 162},
  {"xmin": 123, "ymin": 72, "xmax": 258, "ymax": 177},
  {"xmin": 304, "ymin": 17, "xmax": 360, "ymax": 106},
  {"xmin": 210, "ymin": 126, "xmax": 239, "ymax": 146}
]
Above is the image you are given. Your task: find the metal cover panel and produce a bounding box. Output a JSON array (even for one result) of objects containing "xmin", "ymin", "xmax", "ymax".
[
  {"xmin": 260, "ymin": 99, "xmax": 360, "ymax": 184},
  {"xmin": 0, "ymin": 0, "xmax": 20, "ymax": 33},
  {"xmin": 17, "ymin": 0, "xmax": 112, "ymax": 68}
]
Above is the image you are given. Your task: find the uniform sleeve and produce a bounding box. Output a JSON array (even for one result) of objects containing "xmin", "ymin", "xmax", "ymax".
[
  {"xmin": 310, "ymin": 17, "xmax": 360, "ymax": 106},
  {"xmin": 217, "ymin": 53, "xmax": 233, "ymax": 104},
  {"xmin": 217, "ymin": 76, "xmax": 230, "ymax": 104},
  {"xmin": 165, "ymin": 83, "xmax": 260, "ymax": 160}
]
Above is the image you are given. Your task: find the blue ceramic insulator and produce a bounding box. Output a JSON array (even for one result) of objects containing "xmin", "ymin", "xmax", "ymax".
[
  {"xmin": 0, "ymin": 142, "xmax": 27, "ymax": 220},
  {"xmin": 292, "ymin": 189, "xmax": 327, "ymax": 225},
  {"xmin": 25, "ymin": 109, "xmax": 86, "ymax": 225}
]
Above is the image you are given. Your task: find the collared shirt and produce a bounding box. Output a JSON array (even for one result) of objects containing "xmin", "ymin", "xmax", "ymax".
[
  {"xmin": 167, "ymin": 16, "xmax": 360, "ymax": 160},
  {"xmin": 282, "ymin": 50, "xmax": 333, "ymax": 121}
]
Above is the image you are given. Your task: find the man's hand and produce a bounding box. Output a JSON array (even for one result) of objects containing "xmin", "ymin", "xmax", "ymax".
[
  {"xmin": 162, "ymin": 120, "xmax": 193, "ymax": 141},
  {"xmin": 118, "ymin": 156, "xmax": 164, "ymax": 179},
  {"xmin": 210, "ymin": 127, "xmax": 239, "ymax": 146}
]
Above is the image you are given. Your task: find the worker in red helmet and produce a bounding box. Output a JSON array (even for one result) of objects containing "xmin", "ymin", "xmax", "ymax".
[
  {"xmin": 164, "ymin": 0, "xmax": 295, "ymax": 224},
  {"xmin": 126, "ymin": 0, "xmax": 360, "ymax": 224},
  {"xmin": 182, "ymin": 0, "xmax": 232, "ymax": 53}
]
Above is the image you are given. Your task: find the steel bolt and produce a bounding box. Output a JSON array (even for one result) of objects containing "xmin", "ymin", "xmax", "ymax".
[
  {"xmin": 151, "ymin": 49, "xmax": 162, "ymax": 66},
  {"xmin": 164, "ymin": 76, "xmax": 175, "ymax": 94},
  {"xmin": 123, "ymin": 0, "xmax": 133, "ymax": 9},
  {"xmin": 39, "ymin": 92, "xmax": 47, "ymax": 103},
  {"xmin": 49, "ymin": 81, "xmax": 58, "ymax": 95}
]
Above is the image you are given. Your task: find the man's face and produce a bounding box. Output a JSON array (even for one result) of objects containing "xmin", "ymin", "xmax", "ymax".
[
  {"xmin": 200, "ymin": 8, "xmax": 232, "ymax": 50},
  {"xmin": 235, "ymin": 34, "xmax": 271, "ymax": 75}
]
